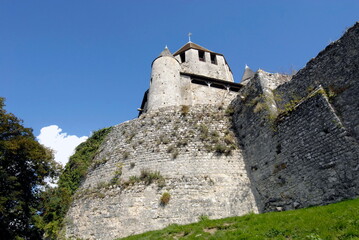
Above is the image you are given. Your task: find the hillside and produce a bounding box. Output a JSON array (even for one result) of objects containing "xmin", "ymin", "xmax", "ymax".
[{"xmin": 120, "ymin": 198, "xmax": 359, "ymax": 240}]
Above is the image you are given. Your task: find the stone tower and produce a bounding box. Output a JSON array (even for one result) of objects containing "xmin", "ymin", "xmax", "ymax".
[
  {"xmin": 172, "ymin": 41, "xmax": 234, "ymax": 82},
  {"xmin": 141, "ymin": 41, "xmax": 240, "ymax": 113},
  {"xmin": 146, "ymin": 47, "xmax": 181, "ymax": 112}
]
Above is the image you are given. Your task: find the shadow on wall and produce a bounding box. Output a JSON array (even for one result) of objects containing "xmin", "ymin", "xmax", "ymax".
[{"xmin": 231, "ymin": 22, "xmax": 359, "ymax": 213}]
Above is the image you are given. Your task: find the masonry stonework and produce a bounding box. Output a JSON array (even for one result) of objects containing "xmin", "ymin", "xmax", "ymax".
[
  {"xmin": 65, "ymin": 106, "xmax": 258, "ymax": 240},
  {"xmin": 232, "ymin": 22, "xmax": 359, "ymax": 212},
  {"xmin": 64, "ymin": 23, "xmax": 359, "ymax": 240},
  {"xmin": 275, "ymin": 22, "xmax": 359, "ymax": 141},
  {"xmin": 143, "ymin": 42, "xmax": 238, "ymax": 113}
]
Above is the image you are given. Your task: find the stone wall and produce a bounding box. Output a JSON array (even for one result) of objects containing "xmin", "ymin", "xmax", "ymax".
[
  {"xmin": 178, "ymin": 74, "xmax": 238, "ymax": 107},
  {"xmin": 233, "ymin": 87, "xmax": 359, "ymax": 212},
  {"xmin": 232, "ymin": 22, "xmax": 359, "ymax": 212},
  {"xmin": 65, "ymin": 105, "xmax": 258, "ymax": 240},
  {"xmin": 174, "ymin": 49, "xmax": 234, "ymax": 82},
  {"xmin": 275, "ymin": 22, "xmax": 359, "ymax": 141},
  {"xmin": 190, "ymin": 83, "xmax": 238, "ymax": 106}
]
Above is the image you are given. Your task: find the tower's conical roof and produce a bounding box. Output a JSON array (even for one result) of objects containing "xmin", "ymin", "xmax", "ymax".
[
  {"xmin": 159, "ymin": 46, "xmax": 173, "ymax": 57},
  {"xmin": 151, "ymin": 46, "xmax": 176, "ymax": 67},
  {"xmin": 241, "ymin": 65, "xmax": 255, "ymax": 82},
  {"xmin": 173, "ymin": 42, "xmax": 222, "ymax": 56}
]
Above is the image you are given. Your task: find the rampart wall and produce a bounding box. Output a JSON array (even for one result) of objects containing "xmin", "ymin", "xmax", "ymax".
[
  {"xmin": 275, "ymin": 22, "xmax": 359, "ymax": 141},
  {"xmin": 232, "ymin": 22, "xmax": 359, "ymax": 212},
  {"xmin": 65, "ymin": 105, "xmax": 258, "ymax": 240}
]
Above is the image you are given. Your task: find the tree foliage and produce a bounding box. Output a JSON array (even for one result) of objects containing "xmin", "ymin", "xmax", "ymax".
[
  {"xmin": 0, "ymin": 97, "xmax": 59, "ymax": 239},
  {"xmin": 39, "ymin": 126, "xmax": 112, "ymax": 239}
]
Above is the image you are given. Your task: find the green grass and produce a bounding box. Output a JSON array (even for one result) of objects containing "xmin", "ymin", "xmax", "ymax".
[{"xmin": 119, "ymin": 198, "xmax": 359, "ymax": 240}]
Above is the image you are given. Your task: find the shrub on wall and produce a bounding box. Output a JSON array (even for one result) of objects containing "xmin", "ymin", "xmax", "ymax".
[
  {"xmin": 181, "ymin": 105, "xmax": 190, "ymax": 116},
  {"xmin": 160, "ymin": 192, "xmax": 171, "ymax": 206},
  {"xmin": 140, "ymin": 169, "xmax": 164, "ymax": 185}
]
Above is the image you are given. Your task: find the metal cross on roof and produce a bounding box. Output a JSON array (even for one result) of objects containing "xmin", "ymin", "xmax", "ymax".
[{"xmin": 188, "ymin": 32, "xmax": 192, "ymax": 43}]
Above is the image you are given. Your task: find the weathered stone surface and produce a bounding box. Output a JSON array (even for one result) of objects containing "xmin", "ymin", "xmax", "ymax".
[
  {"xmin": 275, "ymin": 22, "xmax": 359, "ymax": 141},
  {"xmin": 145, "ymin": 43, "xmax": 236, "ymax": 112},
  {"xmin": 176, "ymin": 49, "xmax": 234, "ymax": 82},
  {"xmin": 64, "ymin": 22, "xmax": 359, "ymax": 240},
  {"xmin": 232, "ymin": 22, "xmax": 359, "ymax": 212},
  {"xmin": 65, "ymin": 106, "xmax": 258, "ymax": 240}
]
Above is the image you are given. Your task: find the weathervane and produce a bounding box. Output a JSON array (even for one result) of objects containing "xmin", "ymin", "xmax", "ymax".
[{"xmin": 188, "ymin": 32, "xmax": 192, "ymax": 43}]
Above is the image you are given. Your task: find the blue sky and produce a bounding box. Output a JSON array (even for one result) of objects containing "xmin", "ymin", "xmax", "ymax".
[{"xmin": 1, "ymin": 0, "xmax": 358, "ymax": 139}]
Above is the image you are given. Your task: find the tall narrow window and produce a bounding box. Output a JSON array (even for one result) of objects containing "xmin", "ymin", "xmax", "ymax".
[
  {"xmin": 180, "ymin": 52, "xmax": 186, "ymax": 63},
  {"xmin": 198, "ymin": 50, "xmax": 205, "ymax": 62},
  {"xmin": 210, "ymin": 53, "xmax": 217, "ymax": 64}
]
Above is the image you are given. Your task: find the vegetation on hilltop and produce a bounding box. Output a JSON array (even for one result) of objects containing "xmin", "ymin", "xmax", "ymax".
[
  {"xmin": 39, "ymin": 126, "xmax": 112, "ymax": 239},
  {"xmin": 119, "ymin": 198, "xmax": 359, "ymax": 240}
]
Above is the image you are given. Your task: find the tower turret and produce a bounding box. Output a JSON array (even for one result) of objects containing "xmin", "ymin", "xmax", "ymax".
[
  {"xmin": 173, "ymin": 42, "xmax": 234, "ymax": 82},
  {"xmin": 146, "ymin": 47, "xmax": 182, "ymax": 112},
  {"xmin": 139, "ymin": 42, "xmax": 241, "ymax": 115},
  {"xmin": 241, "ymin": 65, "xmax": 255, "ymax": 85}
]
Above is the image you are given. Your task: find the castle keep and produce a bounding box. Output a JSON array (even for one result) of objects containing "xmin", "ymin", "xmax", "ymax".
[
  {"xmin": 65, "ymin": 23, "xmax": 359, "ymax": 240},
  {"xmin": 140, "ymin": 41, "xmax": 241, "ymax": 113}
]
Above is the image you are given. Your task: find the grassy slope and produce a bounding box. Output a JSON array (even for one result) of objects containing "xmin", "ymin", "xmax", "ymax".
[{"xmin": 120, "ymin": 198, "xmax": 359, "ymax": 240}]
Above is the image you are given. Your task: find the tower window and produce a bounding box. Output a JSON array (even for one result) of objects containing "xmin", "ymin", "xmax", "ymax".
[
  {"xmin": 210, "ymin": 53, "xmax": 217, "ymax": 64},
  {"xmin": 180, "ymin": 52, "xmax": 186, "ymax": 63},
  {"xmin": 198, "ymin": 50, "xmax": 205, "ymax": 62}
]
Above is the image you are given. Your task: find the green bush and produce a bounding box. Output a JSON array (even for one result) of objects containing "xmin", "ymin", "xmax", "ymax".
[
  {"xmin": 214, "ymin": 144, "xmax": 227, "ymax": 153},
  {"xmin": 122, "ymin": 170, "xmax": 165, "ymax": 187},
  {"xmin": 92, "ymin": 158, "xmax": 108, "ymax": 169},
  {"xmin": 199, "ymin": 124, "xmax": 209, "ymax": 135},
  {"xmin": 198, "ymin": 124, "xmax": 209, "ymax": 140},
  {"xmin": 167, "ymin": 144, "xmax": 179, "ymax": 159},
  {"xmin": 40, "ymin": 127, "xmax": 112, "ymax": 239},
  {"xmin": 140, "ymin": 169, "xmax": 164, "ymax": 185},
  {"xmin": 224, "ymin": 133, "xmax": 235, "ymax": 145},
  {"xmin": 180, "ymin": 105, "xmax": 190, "ymax": 116},
  {"xmin": 198, "ymin": 215, "xmax": 210, "ymax": 222},
  {"xmin": 130, "ymin": 162, "xmax": 135, "ymax": 169},
  {"xmin": 110, "ymin": 163, "xmax": 123, "ymax": 185},
  {"xmin": 160, "ymin": 192, "xmax": 171, "ymax": 206},
  {"xmin": 125, "ymin": 176, "xmax": 140, "ymax": 186},
  {"xmin": 225, "ymin": 105, "xmax": 235, "ymax": 116}
]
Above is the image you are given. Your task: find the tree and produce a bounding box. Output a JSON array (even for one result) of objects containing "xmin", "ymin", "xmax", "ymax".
[{"xmin": 0, "ymin": 97, "xmax": 59, "ymax": 239}]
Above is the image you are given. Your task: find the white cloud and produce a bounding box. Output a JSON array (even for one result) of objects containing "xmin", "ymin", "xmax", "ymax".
[{"xmin": 37, "ymin": 125, "xmax": 88, "ymax": 166}]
